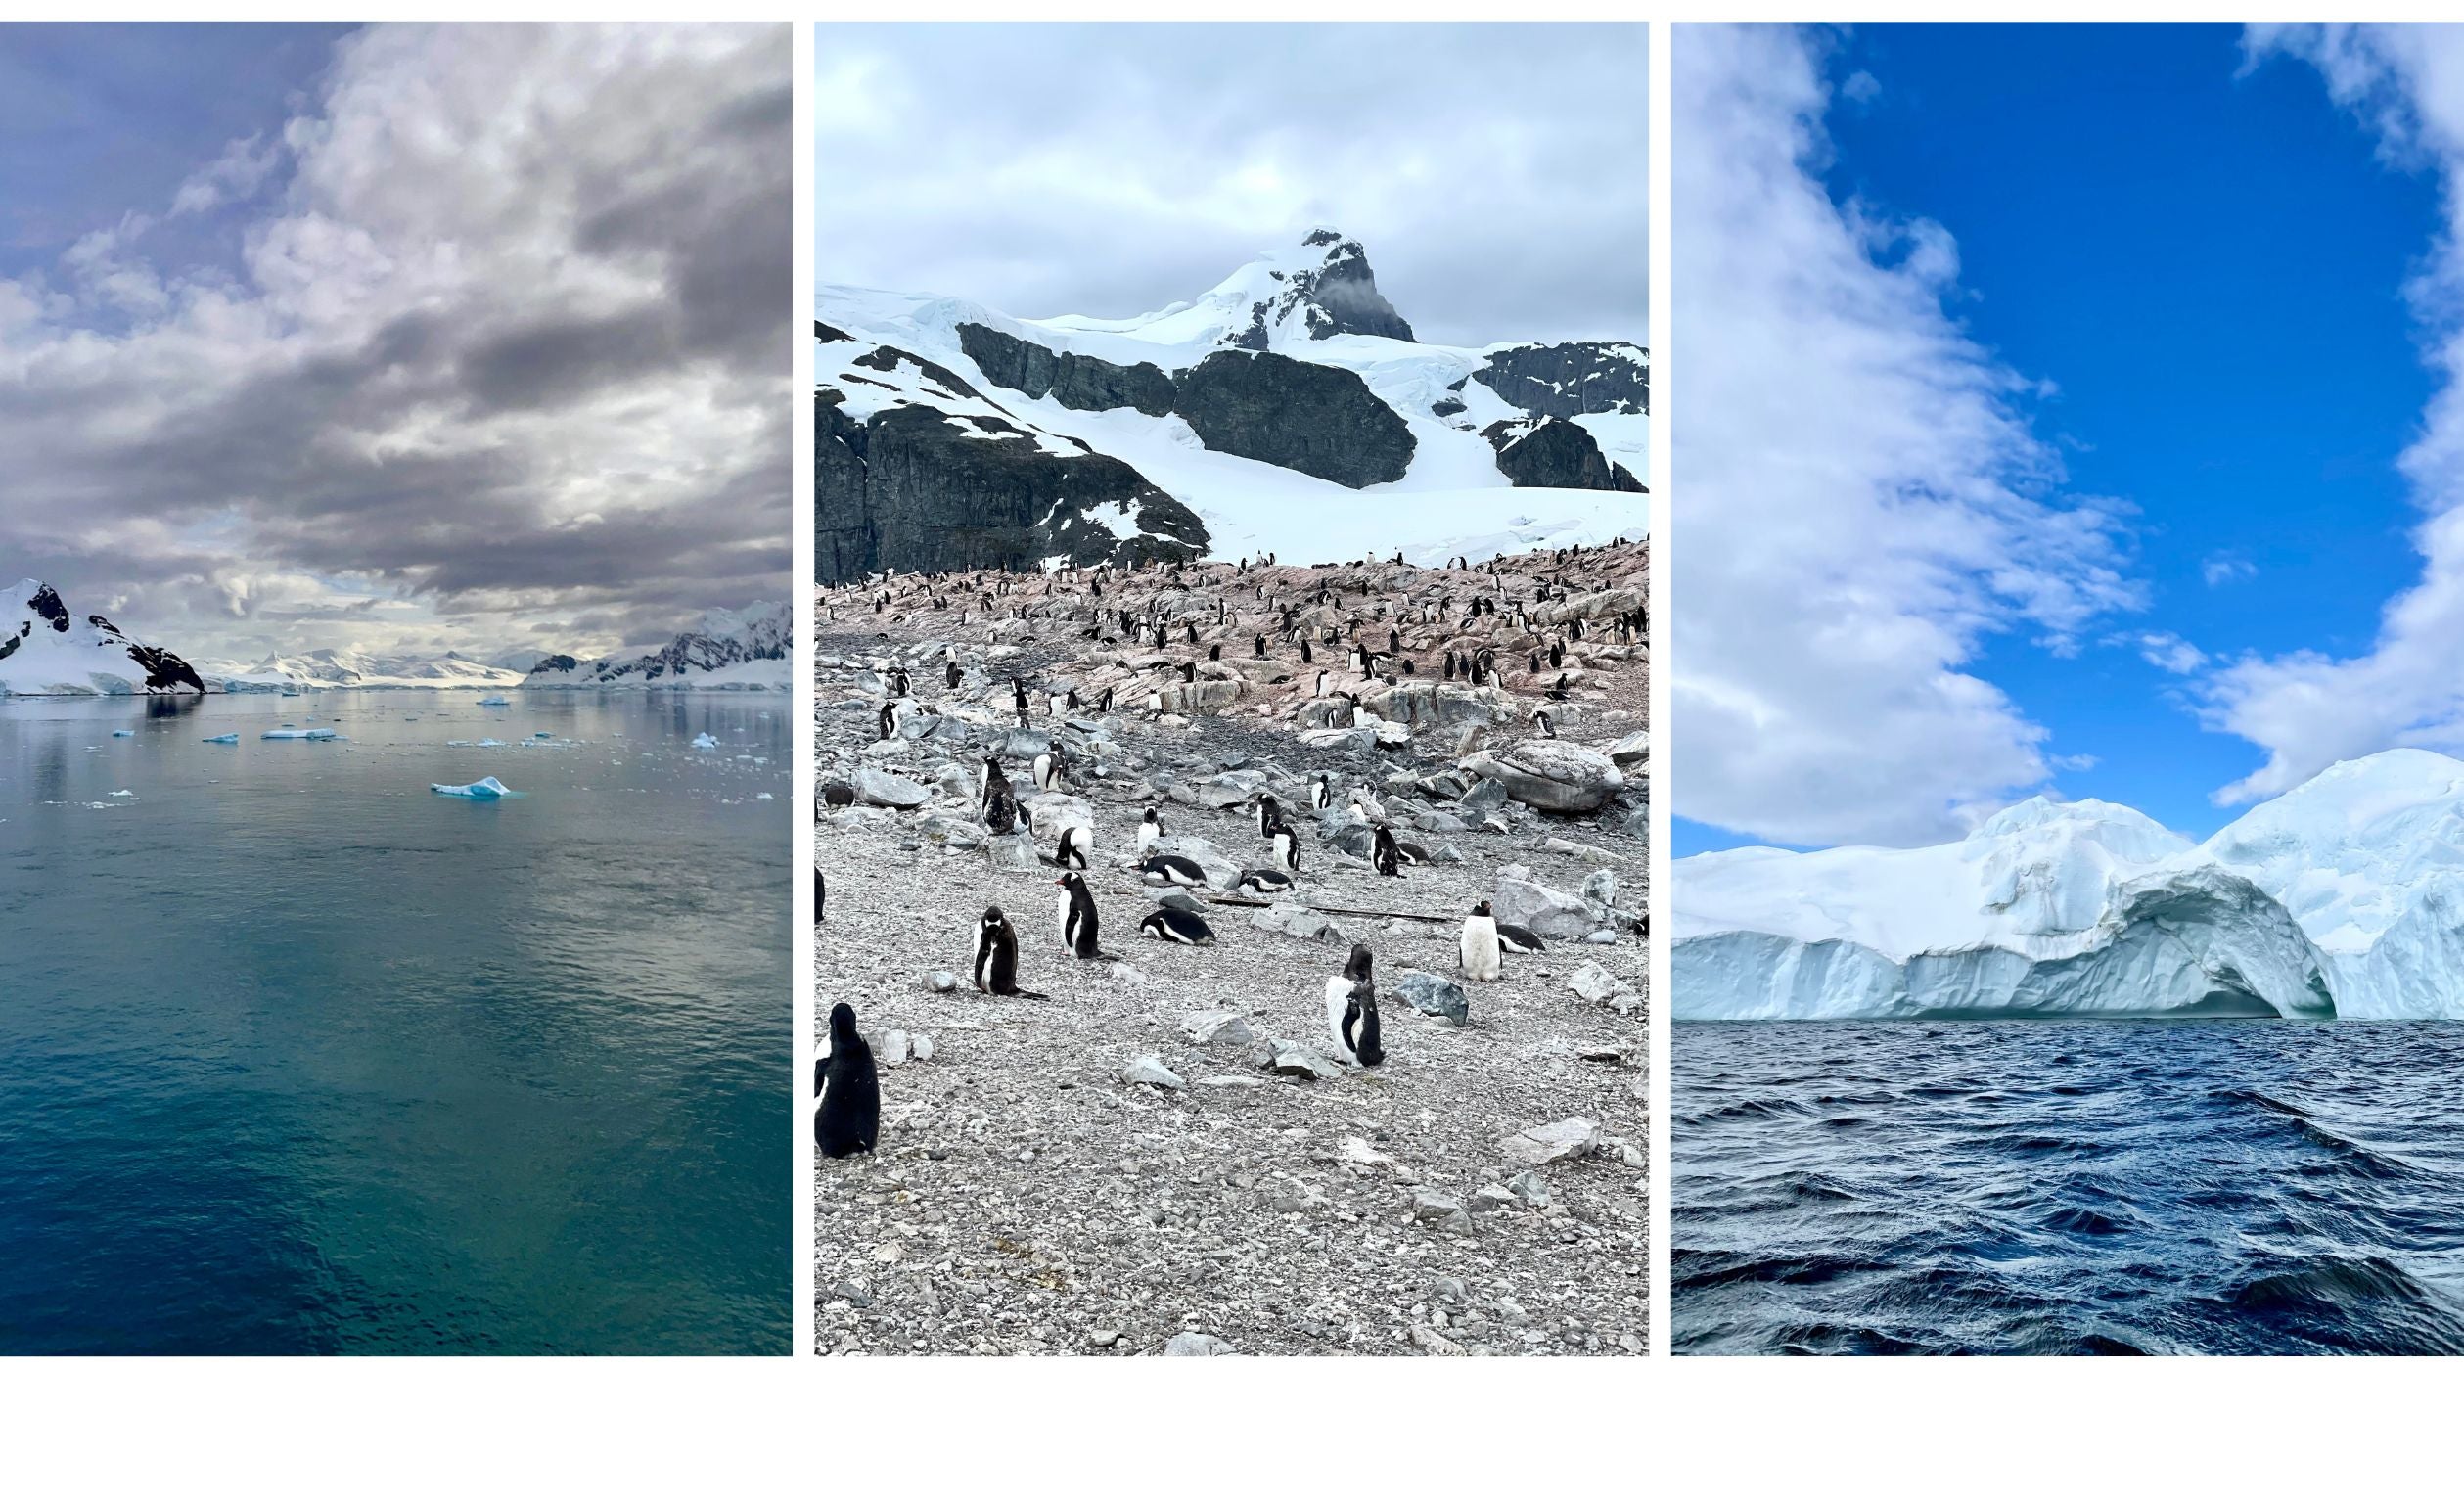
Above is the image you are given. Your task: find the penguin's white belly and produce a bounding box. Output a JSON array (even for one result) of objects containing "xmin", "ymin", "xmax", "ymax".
[
  {"xmin": 1324, "ymin": 978, "xmax": 1355, "ymax": 1064},
  {"xmin": 1461, "ymin": 921, "xmax": 1501, "ymax": 981},
  {"xmin": 1057, "ymin": 892, "xmax": 1072, "ymax": 942}
]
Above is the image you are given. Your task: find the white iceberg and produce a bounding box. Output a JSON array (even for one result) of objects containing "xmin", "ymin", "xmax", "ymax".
[
  {"xmin": 477, "ymin": 695, "xmax": 511, "ymax": 707},
  {"xmin": 261, "ymin": 728, "xmax": 340, "ymax": 741},
  {"xmin": 202, "ymin": 733, "xmax": 239, "ymax": 745},
  {"xmin": 430, "ymin": 776, "xmax": 515, "ymax": 800},
  {"xmin": 691, "ymin": 732, "xmax": 719, "ymax": 749},
  {"xmin": 1676, "ymin": 750, "xmax": 2464, "ymax": 1021}
]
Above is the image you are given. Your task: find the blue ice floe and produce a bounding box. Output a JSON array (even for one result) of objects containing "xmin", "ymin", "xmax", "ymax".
[
  {"xmin": 691, "ymin": 732, "xmax": 719, "ymax": 749},
  {"xmin": 202, "ymin": 733, "xmax": 240, "ymax": 744},
  {"xmin": 112, "ymin": 730, "xmax": 133, "ymax": 738},
  {"xmin": 262, "ymin": 728, "xmax": 340, "ymax": 740},
  {"xmin": 430, "ymin": 776, "xmax": 515, "ymax": 799}
]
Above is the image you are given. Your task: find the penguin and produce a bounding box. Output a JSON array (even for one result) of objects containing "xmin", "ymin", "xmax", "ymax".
[
  {"xmin": 973, "ymin": 906, "xmax": 1043, "ymax": 998},
  {"xmin": 1314, "ymin": 668, "xmax": 1330, "ymax": 698},
  {"xmin": 1136, "ymin": 807, "xmax": 1163, "ymax": 851},
  {"xmin": 1309, "ymin": 773, "xmax": 1331, "ymax": 811},
  {"xmin": 1269, "ymin": 821, "xmax": 1300, "ymax": 874},
  {"xmin": 1057, "ymin": 873, "xmax": 1101, "ymax": 959},
  {"xmin": 981, "ymin": 756, "xmax": 1018, "ymax": 835},
  {"xmin": 1255, "ymin": 793, "xmax": 1284, "ymax": 842},
  {"xmin": 1533, "ymin": 708, "xmax": 1557, "ymax": 739},
  {"xmin": 877, "ymin": 703, "xmax": 899, "ymax": 741},
  {"xmin": 1136, "ymin": 853, "xmax": 1208, "ymax": 888},
  {"xmin": 1326, "ymin": 944, "xmax": 1383, "ymax": 1068},
  {"xmin": 815, "ymin": 1003, "xmax": 880, "ymax": 1158},
  {"xmin": 1180, "ymin": 662, "xmax": 1197, "ymax": 685},
  {"xmin": 1371, "ymin": 823, "xmax": 1401, "ymax": 878},
  {"xmin": 1348, "ymin": 644, "xmax": 1366, "ymax": 673},
  {"xmin": 1255, "ymin": 633, "xmax": 1267, "ymax": 660},
  {"xmin": 944, "ymin": 659, "xmax": 963, "ymax": 691},
  {"xmin": 1209, "ymin": 644, "xmax": 1221, "ymax": 662},
  {"xmin": 1096, "ymin": 687, "xmax": 1115, "ymax": 714},
  {"xmin": 1145, "ymin": 689, "xmax": 1164, "ymax": 718},
  {"xmin": 1549, "ymin": 639, "xmax": 1564, "ymax": 669},
  {"xmin": 1032, "ymin": 750, "xmax": 1060, "ymax": 792},
  {"xmin": 1236, "ymin": 867, "xmax": 1293, "ymax": 895},
  {"xmin": 1140, "ymin": 908, "xmax": 1215, "ymax": 945},
  {"xmin": 1052, "ymin": 825, "xmax": 1092, "ymax": 871},
  {"xmin": 1300, "ymin": 638, "xmax": 1313, "ymax": 665},
  {"xmin": 1049, "ymin": 691, "xmax": 1069, "ymax": 720},
  {"xmin": 1459, "ymin": 900, "xmax": 1503, "ymax": 982},
  {"xmin": 815, "ymin": 867, "xmax": 826, "ymax": 923},
  {"xmin": 889, "ymin": 666, "xmax": 912, "ymax": 698},
  {"xmin": 1496, "ymin": 920, "xmax": 1547, "ymax": 954},
  {"xmin": 820, "ymin": 780, "xmax": 855, "ymax": 808}
]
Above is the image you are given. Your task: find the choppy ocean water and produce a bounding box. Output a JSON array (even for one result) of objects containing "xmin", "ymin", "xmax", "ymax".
[
  {"xmin": 0, "ymin": 690, "xmax": 789, "ymax": 1353},
  {"xmin": 1674, "ymin": 1020, "xmax": 2464, "ymax": 1354}
]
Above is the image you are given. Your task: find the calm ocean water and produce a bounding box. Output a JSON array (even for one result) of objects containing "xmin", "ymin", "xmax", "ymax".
[
  {"xmin": 1675, "ymin": 1020, "xmax": 2464, "ymax": 1354},
  {"xmin": 0, "ymin": 690, "xmax": 789, "ymax": 1353}
]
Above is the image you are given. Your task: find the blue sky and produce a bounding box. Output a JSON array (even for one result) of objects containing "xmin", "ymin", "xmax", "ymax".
[{"xmin": 1675, "ymin": 23, "xmax": 2458, "ymax": 855}]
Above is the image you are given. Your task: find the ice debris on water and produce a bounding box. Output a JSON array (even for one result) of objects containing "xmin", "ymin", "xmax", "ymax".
[
  {"xmin": 261, "ymin": 728, "xmax": 340, "ymax": 740},
  {"xmin": 202, "ymin": 733, "xmax": 239, "ymax": 744},
  {"xmin": 112, "ymin": 730, "xmax": 132, "ymax": 738},
  {"xmin": 430, "ymin": 776, "xmax": 515, "ymax": 800},
  {"xmin": 477, "ymin": 695, "xmax": 510, "ymax": 707},
  {"xmin": 692, "ymin": 732, "xmax": 719, "ymax": 749}
]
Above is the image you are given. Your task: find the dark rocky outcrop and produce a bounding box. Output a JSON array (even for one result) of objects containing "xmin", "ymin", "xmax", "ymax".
[
  {"xmin": 529, "ymin": 653, "xmax": 580, "ymax": 675},
  {"xmin": 818, "ymin": 393, "xmax": 1208, "ymax": 580},
  {"xmin": 1172, "ymin": 350, "xmax": 1414, "ymax": 488},
  {"xmin": 28, "ymin": 584, "xmax": 69, "ymax": 632},
  {"xmin": 1473, "ymin": 342, "xmax": 1649, "ymax": 419},
  {"xmin": 1261, "ymin": 230, "xmax": 1416, "ymax": 343},
  {"xmin": 956, "ymin": 323, "xmax": 1176, "ymax": 417},
  {"xmin": 1483, "ymin": 418, "xmax": 1643, "ymax": 493}
]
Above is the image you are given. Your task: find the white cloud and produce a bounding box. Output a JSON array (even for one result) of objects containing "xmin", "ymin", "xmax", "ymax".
[
  {"xmin": 0, "ymin": 23, "xmax": 790, "ymax": 664},
  {"xmin": 1671, "ymin": 23, "xmax": 2140, "ymax": 848},
  {"xmin": 2134, "ymin": 630, "xmax": 2209, "ymax": 674},
  {"xmin": 815, "ymin": 23, "xmax": 1646, "ymax": 348},
  {"xmin": 2201, "ymin": 25, "xmax": 2464, "ymax": 803},
  {"xmin": 2201, "ymin": 551, "xmax": 2257, "ymax": 586}
]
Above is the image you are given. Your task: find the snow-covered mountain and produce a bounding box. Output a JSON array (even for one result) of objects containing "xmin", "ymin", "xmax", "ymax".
[
  {"xmin": 1674, "ymin": 750, "xmax": 2464, "ymax": 1021},
  {"xmin": 205, "ymin": 649, "xmax": 526, "ymax": 693},
  {"xmin": 0, "ymin": 578, "xmax": 205, "ymax": 696},
  {"xmin": 521, "ymin": 601, "xmax": 790, "ymax": 690},
  {"xmin": 818, "ymin": 228, "xmax": 1648, "ymax": 582}
]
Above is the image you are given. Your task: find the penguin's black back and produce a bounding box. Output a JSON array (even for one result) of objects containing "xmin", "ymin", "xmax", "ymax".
[{"xmin": 817, "ymin": 1004, "xmax": 880, "ymax": 1158}]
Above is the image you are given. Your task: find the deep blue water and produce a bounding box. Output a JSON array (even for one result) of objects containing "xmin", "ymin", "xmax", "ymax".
[
  {"xmin": 0, "ymin": 690, "xmax": 790, "ymax": 1353},
  {"xmin": 1674, "ymin": 1021, "xmax": 2464, "ymax": 1355}
]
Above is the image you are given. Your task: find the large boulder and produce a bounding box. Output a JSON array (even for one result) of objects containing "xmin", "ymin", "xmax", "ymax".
[
  {"xmin": 1495, "ymin": 872, "xmax": 1600, "ymax": 941},
  {"xmin": 854, "ymin": 768, "xmax": 931, "ymax": 809},
  {"xmin": 1458, "ymin": 741, "xmax": 1624, "ymax": 814}
]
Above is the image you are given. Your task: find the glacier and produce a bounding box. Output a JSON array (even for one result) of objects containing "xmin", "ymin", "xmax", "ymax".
[{"xmin": 1674, "ymin": 751, "xmax": 2464, "ymax": 1020}]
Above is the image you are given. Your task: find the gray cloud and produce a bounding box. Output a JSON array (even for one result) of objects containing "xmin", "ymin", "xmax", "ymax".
[
  {"xmin": 0, "ymin": 23, "xmax": 791, "ymax": 665},
  {"xmin": 816, "ymin": 22, "xmax": 1646, "ymax": 348}
]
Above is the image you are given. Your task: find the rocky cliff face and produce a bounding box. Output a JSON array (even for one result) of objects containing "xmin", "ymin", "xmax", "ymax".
[
  {"xmin": 1228, "ymin": 229, "xmax": 1416, "ymax": 345},
  {"xmin": 1172, "ymin": 350, "xmax": 1415, "ymax": 487},
  {"xmin": 1473, "ymin": 342, "xmax": 1650, "ymax": 419},
  {"xmin": 956, "ymin": 322, "xmax": 1175, "ymax": 417},
  {"xmin": 1483, "ymin": 418, "xmax": 1643, "ymax": 492}
]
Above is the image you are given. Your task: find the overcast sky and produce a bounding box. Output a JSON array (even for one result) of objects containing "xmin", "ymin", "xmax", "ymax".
[
  {"xmin": 0, "ymin": 23, "xmax": 790, "ymax": 666},
  {"xmin": 817, "ymin": 23, "xmax": 1646, "ymax": 349}
]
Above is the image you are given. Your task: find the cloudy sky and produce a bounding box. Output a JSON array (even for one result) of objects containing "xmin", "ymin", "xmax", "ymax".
[
  {"xmin": 1675, "ymin": 22, "xmax": 2464, "ymax": 853},
  {"xmin": 817, "ymin": 23, "xmax": 1646, "ymax": 348},
  {"xmin": 0, "ymin": 23, "xmax": 789, "ymax": 668}
]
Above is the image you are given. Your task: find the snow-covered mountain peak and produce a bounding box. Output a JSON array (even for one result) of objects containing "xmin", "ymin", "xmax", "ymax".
[{"xmin": 1, "ymin": 577, "xmax": 205, "ymax": 696}]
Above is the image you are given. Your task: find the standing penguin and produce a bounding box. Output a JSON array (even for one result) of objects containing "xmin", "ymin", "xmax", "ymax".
[
  {"xmin": 973, "ymin": 906, "xmax": 1042, "ymax": 997},
  {"xmin": 1052, "ymin": 825, "xmax": 1092, "ymax": 871},
  {"xmin": 1255, "ymin": 633, "xmax": 1267, "ymax": 659},
  {"xmin": 944, "ymin": 658, "xmax": 963, "ymax": 691},
  {"xmin": 981, "ymin": 756, "xmax": 1019, "ymax": 835},
  {"xmin": 1135, "ymin": 807, "xmax": 1164, "ymax": 852},
  {"xmin": 1371, "ymin": 824, "xmax": 1402, "ymax": 878},
  {"xmin": 1057, "ymin": 873, "xmax": 1101, "ymax": 959},
  {"xmin": 877, "ymin": 703, "xmax": 899, "ymax": 741},
  {"xmin": 1255, "ymin": 793, "xmax": 1284, "ymax": 842},
  {"xmin": 1269, "ymin": 820, "xmax": 1300, "ymax": 875},
  {"xmin": 1459, "ymin": 900, "xmax": 1503, "ymax": 982},
  {"xmin": 1032, "ymin": 749, "xmax": 1061, "ymax": 792},
  {"xmin": 1325, "ymin": 944, "xmax": 1384, "ymax": 1068},
  {"xmin": 1533, "ymin": 708, "xmax": 1557, "ymax": 739},
  {"xmin": 1309, "ymin": 773, "xmax": 1331, "ymax": 811},
  {"xmin": 815, "ymin": 1003, "xmax": 880, "ymax": 1158}
]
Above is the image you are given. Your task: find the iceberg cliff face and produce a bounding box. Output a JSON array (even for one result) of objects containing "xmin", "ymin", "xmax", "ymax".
[{"xmin": 1675, "ymin": 796, "xmax": 2337, "ymax": 1020}]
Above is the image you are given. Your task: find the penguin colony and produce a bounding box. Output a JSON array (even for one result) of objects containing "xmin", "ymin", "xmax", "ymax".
[{"xmin": 811, "ymin": 541, "xmax": 1648, "ymax": 1354}]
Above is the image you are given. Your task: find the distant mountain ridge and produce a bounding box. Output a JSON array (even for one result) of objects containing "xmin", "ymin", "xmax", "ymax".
[
  {"xmin": 205, "ymin": 648, "xmax": 525, "ymax": 692},
  {"xmin": 818, "ymin": 228, "xmax": 1647, "ymax": 583},
  {"xmin": 521, "ymin": 601, "xmax": 790, "ymax": 689}
]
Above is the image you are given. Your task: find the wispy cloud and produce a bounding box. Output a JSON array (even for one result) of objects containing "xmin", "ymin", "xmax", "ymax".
[
  {"xmin": 2201, "ymin": 24, "xmax": 2464, "ymax": 802},
  {"xmin": 2201, "ymin": 551, "xmax": 2257, "ymax": 586},
  {"xmin": 0, "ymin": 23, "xmax": 789, "ymax": 663},
  {"xmin": 1672, "ymin": 23, "xmax": 2141, "ymax": 847}
]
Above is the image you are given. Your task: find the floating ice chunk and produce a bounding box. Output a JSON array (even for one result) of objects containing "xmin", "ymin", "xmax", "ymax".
[
  {"xmin": 108, "ymin": 789, "xmax": 134, "ymax": 799},
  {"xmin": 477, "ymin": 738, "xmax": 506, "ymax": 747},
  {"xmin": 691, "ymin": 732, "xmax": 719, "ymax": 749},
  {"xmin": 477, "ymin": 695, "xmax": 510, "ymax": 707},
  {"xmin": 262, "ymin": 728, "xmax": 340, "ymax": 740},
  {"xmin": 756, "ymin": 792, "xmax": 775, "ymax": 799},
  {"xmin": 431, "ymin": 776, "xmax": 515, "ymax": 799},
  {"xmin": 112, "ymin": 730, "xmax": 133, "ymax": 738},
  {"xmin": 202, "ymin": 733, "xmax": 240, "ymax": 744}
]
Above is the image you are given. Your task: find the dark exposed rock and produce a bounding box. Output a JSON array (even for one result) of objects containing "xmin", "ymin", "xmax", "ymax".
[
  {"xmin": 1431, "ymin": 395, "xmax": 1466, "ymax": 419},
  {"xmin": 1172, "ymin": 350, "xmax": 1414, "ymax": 488},
  {"xmin": 1483, "ymin": 418, "xmax": 1643, "ymax": 493},
  {"xmin": 815, "ymin": 318, "xmax": 853, "ymax": 343},
  {"xmin": 852, "ymin": 343, "xmax": 985, "ymax": 403},
  {"xmin": 28, "ymin": 584, "xmax": 69, "ymax": 632},
  {"xmin": 957, "ymin": 323, "xmax": 1175, "ymax": 417},
  {"xmin": 1473, "ymin": 342, "xmax": 1649, "ymax": 418},
  {"xmin": 530, "ymin": 653, "xmax": 580, "ymax": 675},
  {"xmin": 817, "ymin": 394, "xmax": 1208, "ymax": 580},
  {"xmin": 1264, "ymin": 231, "xmax": 1416, "ymax": 343}
]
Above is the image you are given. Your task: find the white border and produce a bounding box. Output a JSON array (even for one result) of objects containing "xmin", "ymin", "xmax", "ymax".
[
  {"xmin": 1647, "ymin": 13, "xmax": 1674, "ymax": 1363},
  {"xmin": 793, "ymin": 10, "xmax": 820, "ymax": 1365}
]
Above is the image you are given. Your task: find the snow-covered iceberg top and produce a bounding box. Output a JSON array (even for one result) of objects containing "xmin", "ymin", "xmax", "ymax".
[
  {"xmin": 1679, "ymin": 750, "xmax": 2464, "ymax": 1020},
  {"xmin": 431, "ymin": 776, "xmax": 514, "ymax": 800}
]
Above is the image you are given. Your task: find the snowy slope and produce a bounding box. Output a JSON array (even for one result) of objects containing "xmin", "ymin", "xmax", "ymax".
[
  {"xmin": 521, "ymin": 601, "xmax": 790, "ymax": 690},
  {"xmin": 818, "ymin": 229, "xmax": 1647, "ymax": 578},
  {"xmin": 0, "ymin": 579, "xmax": 205, "ymax": 696},
  {"xmin": 1676, "ymin": 750, "xmax": 2464, "ymax": 1020}
]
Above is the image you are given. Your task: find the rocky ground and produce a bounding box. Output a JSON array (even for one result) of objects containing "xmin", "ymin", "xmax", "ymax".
[{"xmin": 814, "ymin": 545, "xmax": 1648, "ymax": 1355}]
